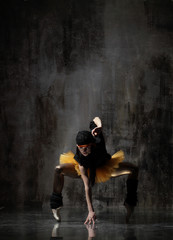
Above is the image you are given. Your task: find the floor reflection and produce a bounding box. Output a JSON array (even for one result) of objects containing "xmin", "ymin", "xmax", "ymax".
[
  {"xmin": 85, "ymin": 224, "xmax": 96, "ymax": 240},
  {"xmin": 50, "ymin": 222, "xmax": 97, "ymax": 240},
  {"xmin": 0, "ymin": 208, "xmax": 172, "ymax": 240},
  {"xmin": 50, "ymin": 222, "xmax": 138, "ymax": 240},
  {"xmin": 51, "ymin": 223, "xmax": 63, "ymax": 239},
  {"xmin": 124, "ymin": 228, "xmax": 137, "ymax": 240}
]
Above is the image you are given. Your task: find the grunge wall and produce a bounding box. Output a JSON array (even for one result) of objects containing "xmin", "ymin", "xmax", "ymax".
[{"xmin": 0, "ymin": 0, "xmax": 172, "ymax": 208}]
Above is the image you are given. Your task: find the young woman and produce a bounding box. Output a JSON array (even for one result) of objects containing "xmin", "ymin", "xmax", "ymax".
[{"xmin": 50, "ymin": 117, "xmax": 138, "ymax": 224}]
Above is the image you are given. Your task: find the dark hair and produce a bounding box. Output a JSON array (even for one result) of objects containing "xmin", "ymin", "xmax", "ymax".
[{"xmin": 76, "ymin": 131, "xmax": 95, "ymax": 145}]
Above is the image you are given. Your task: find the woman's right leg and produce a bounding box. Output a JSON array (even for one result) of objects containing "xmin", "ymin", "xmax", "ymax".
[
  {"xmin": 50, "ymin": 163, "xmax": 80, "ymax": 221},
  {"xmin": 53, "ymin": 163, "xmax": 79, "ymax": 194}
]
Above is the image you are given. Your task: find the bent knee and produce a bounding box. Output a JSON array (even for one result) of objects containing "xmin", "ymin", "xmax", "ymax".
[
  {"xmin": 134, "ymin": 166, "xmax": 139, "ymax": 174},
  {"xmin": 130, "ymin": 166, "xmax": 139, "ymax": 178},
  {"xmin": 55, "ymin": 165, "xmax": 63, "ymax": 174}
]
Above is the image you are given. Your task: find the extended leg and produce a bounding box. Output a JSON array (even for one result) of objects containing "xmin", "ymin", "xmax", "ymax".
[
  {"xmin": 53, "ymin": 163, "xmax": 79, "ymax": 194},
  {"xmin": 122, "ymin": 162, "xmax": 138, "ymax": 223},
  {"xmin": 50, "ymin": 163, "xmax": 79, "ymax": 221},
  {"xmin": 112, "ymin": 162, "xmax": 139, "ymax": 223}
]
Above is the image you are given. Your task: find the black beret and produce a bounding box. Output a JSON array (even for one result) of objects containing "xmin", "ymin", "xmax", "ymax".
[{"xmin": 76, "ymin": 131, "xmax": 95, "ymax": 145}]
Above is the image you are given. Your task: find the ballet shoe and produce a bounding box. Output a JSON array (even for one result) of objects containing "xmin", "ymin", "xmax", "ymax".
[{"xmin": 52, "ymin": 207, "xmax": 61, "ymax": 222}]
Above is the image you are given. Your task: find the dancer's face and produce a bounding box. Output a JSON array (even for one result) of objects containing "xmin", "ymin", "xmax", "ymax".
[{"xmin": 77, "ymin": 144, "xmax": 92, "ymax": 156}]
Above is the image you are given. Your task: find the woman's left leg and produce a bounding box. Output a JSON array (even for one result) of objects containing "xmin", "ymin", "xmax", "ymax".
[{"xmin": 111, "ymin": 162, "xmax": 139, "ymax": 223}]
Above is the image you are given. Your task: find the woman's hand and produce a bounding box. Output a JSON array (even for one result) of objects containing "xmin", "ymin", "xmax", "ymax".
[
  {"xmin": 79, "ymin": 166, "xmax": 96, "ymax": 225},
  {"xmin": 84, "ymin": 211, "xmax": 96, "ymax": 225},
  {"xmin": 92, "ymin": 127, "xmax": 102, "ymax": 136},
  {"xmin": 92, "ymin": 117, "xmax": 102, "ymax": 136},
  {"xmin": 93, "ymin": 117, "xmax": 102, "ymax": 127}
]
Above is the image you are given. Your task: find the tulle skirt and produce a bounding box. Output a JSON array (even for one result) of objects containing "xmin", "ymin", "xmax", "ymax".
[{"xmin": 59, "ymin": 150, "xmax": 125, "ymax": 183}]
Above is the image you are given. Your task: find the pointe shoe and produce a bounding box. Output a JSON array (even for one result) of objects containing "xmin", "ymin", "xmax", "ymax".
[
  {"xmin": 124, "ymin": 202, "xmax": 134, "ymax": 224},
  {"xmin": 52, "ymin": 207, "xmax": 61, "ymax": 222}
]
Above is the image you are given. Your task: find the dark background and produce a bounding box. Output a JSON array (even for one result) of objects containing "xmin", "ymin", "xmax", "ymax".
[{"xmin": 0, "ymin": 0, "xmax": 172, "ymax": 209}]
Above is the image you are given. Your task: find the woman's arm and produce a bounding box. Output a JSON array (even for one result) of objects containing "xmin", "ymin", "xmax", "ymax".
[
  {"xmin": 91, "ymin": 117, "xmax": 102, "ymax": 136},
  {"xmin": 79, "ymin": 165, "xmax": 96, "ymax": 225},
  {"xmin": 93, "ymin": 117, "xmax": 102, "ymax": 128}
]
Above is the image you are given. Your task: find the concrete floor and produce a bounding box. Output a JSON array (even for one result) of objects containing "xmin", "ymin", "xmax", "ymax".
[{"xmin": 0, "ymin": 207, "xmax": 173, "ymax": 240}]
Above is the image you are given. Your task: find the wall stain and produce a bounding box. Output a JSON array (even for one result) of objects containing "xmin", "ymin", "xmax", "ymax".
[
  {"xmin": 148, "ymin": 53, "xmax": 172, "ymax": 73},
  {"xmin": 129, "ymin": 59, "xmax": 173, "ymax": 207},
  {"xmin": 144, "ymin": 0, "xmax": 173, "ymax": 30}
]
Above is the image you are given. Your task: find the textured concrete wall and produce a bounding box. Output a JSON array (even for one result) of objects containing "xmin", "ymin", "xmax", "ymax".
[{"xmin": 0, "ymin": 0, "xmax": 172, "ymax": 209}]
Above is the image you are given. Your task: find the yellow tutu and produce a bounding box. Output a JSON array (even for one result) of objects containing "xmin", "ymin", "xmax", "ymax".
[{"xmin": 59, "ymin": 150, "xmax": 125, "ymax": 183}]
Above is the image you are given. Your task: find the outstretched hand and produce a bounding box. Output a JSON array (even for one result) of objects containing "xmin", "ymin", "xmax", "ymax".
[{"xmin": 84, "ymin": 211, "xmax": 96, "ymax": 225}]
